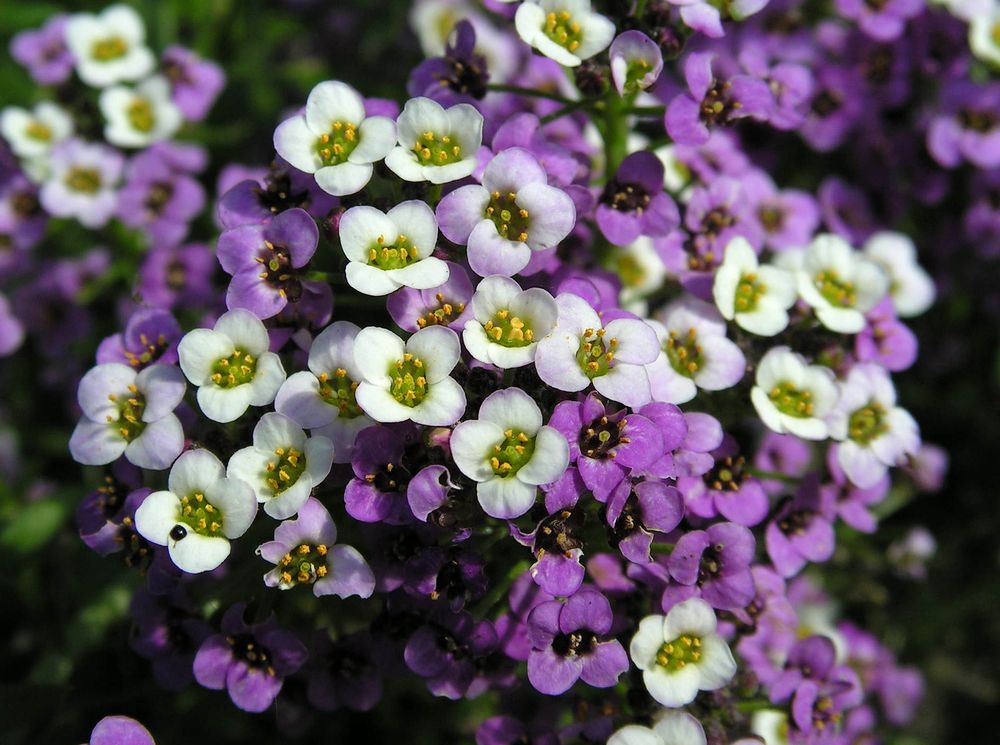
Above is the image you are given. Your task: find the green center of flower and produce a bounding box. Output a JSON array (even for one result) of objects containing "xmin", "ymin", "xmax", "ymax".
[
  {"xmin": 390, "ymin": 353, "xmax": 428, "ymax": 407},
  {"xmin": 617, "ymin": 254, "xmax": 645, "ymax": 288},
  {"xmin": 276, "ymin": 542, "xmax": 329, "ymax": 587},
  {"xmin": 368, "ymin": 233, "xmax": 420, "ymax": 270},
  {"xmin": 26, "ymin": 120, "xmax": 52, "ymax": 141},
  {"xmin": 316, "ymin": 121, "xmax": 358, "ymax": 166},
  {"xmin": 485, "ymin": 191, "xmax": 530, "ymax": 242},
  {"xmin": 576, "ymin": 328, "xmax": 617, "ymax": 378},
  {"xmin": 412, "ymin": 130, "xmax": 463, "ymax": 165},
  {"xmin": 92, "ymin": 35, "xmax": 129, "ymax": 61},
  {"xmin": 211, "ymin": 348, "xmax": 257, "ymax": 388},
  {"xmin": 992, "ymin": 22, "xmax": 1000, "ymax": 47},
  {"xmin": 734, "ymin": 272, "xmax": 767, "ymax": 313},
  {"xmin": 64, "ymin": 167, "xmax": 102, "ymax": 194},
  {"xmin": 544, "ymin": 10, "xmax": 582, "ymax": 53},
  {"xmin": 106, "ymin": 384, "xmax": 146, "ymax": 442},
  {"xmin": 127, "ymin": 97, "xmax": 155, "ymax": 133},
  {"xmin": 848, "ymin": 401, "xmax": 888, "ymax": 445},
  {"xmin": 264, "ymin": 445, "xmax": 307, "ymax": 495},
  {"xmin": 655, "ymin": 634, "xmax": 703, "ymax": 671},
  {"xmin": 416, "ymin": 292, "xmax": 465, "ymax": 329},
  {"xmin": 768, "ymin": 381, "xmax": 815, "ymax": 418},
  {"xmin": 318, "ymin": 367, "xmax": 364, "ymax": 419},
  {"xmin": 483, "ymin": 308, "xmax": 534, "ymax": 348},
  {"xmin": 177, "ymin": 491, "xmax": 224, "ymax": 537},
  {"xmin": 814, "ymin": 270, "xmax": 857, "ymax": 308},
  {"xmin": 665, "ymin": 328, "xmax": 704, "ymax": 378},
  {"xmin": 758, "ymin": 205, "xmax": 785, "ymax": 232},
  {"xmin": 624, "ymin": 58, "xmax": 652, "ymax": 92},
  {"xmin": 489, "ymin": 428, "xmax": 535, "ymax": 477}
]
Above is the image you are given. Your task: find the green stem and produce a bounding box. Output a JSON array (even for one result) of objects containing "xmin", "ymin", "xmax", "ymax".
[
  {"xmin": 623, "ymin": 105, "xmax": 666, "ymax": 117},
  {"xmin": 602, "ymin": 92, "xmax": 631, "ymax": 180},
  {"xmin": 745, "ymin": 466, "xmax": 801, "ymax": 484},
  {"xmin": 539, "ymin": 97, "xmax": 597, "ymax": 124},
  {"xmin": 736, "ymin": 699, "xmax": 780, "ymax": 714}
]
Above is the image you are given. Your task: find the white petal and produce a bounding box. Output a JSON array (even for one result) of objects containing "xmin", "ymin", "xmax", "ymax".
[
  {"xmin": 305, "ymin": 80, "xmax": 365, "ymax": 133},
  {"xmin": 411, "ymin": 376, "xmax": 467, "ymax": 426},
  {"xmin": 478, "ymin": 386, "xmax": 543, "ymax": 433},
  {"xmin": 346, "ymin": 262, "xmax": 403, "ymax": 296},
  {"xmin": 197, "ymin": 384, "xmax": 254, "ymax": 423},
  {"xmin": 664, "ymin": 598, "xmax": 718, "ymax": 638},
  {"xmin": 214, "ymin": 309, "xmax": 270, "ymax": 356},
  {"xmin": 178, "ymin": 329, "xmax": 233, "ymax": 385},
  {"xmin": 477, "ymin": 476, "xmax": 537, "ymax": 519},
  {"xmin": 125, "ymin": 415, "xmax": 184, "ymax": 470},
  {"xmin": 354, "ymin": 327, "xmax": 406, "ymax": 385},
  {"xmin": 387, "ymin": 257, "xmax": 450, "ymax": 290},
  {"xmin": 253, "ymin": 411, "xmax": 307, "ymax": 451},
  {"xmin": 169, "ymin": 449, "xmax": 225, "ymax": 496},
  {"xmin": 274, "ymin": 115, "xmax": 320, "ymax": 173},
  {"xmin": 169, "ymin": 532, "xmax": 230, "ymax": 574},
  {"xmin": 517, "ymin": 426, "xmax": 569, "ymax": 485},
  {"xmin": 315, "ymin": 162, "xmax": 373, "ymax": 196},
  {"xmin": 695, "ymin": 634, "xmax": 737, "ymax": 689},
  {"xmin": 387, "ymin": 199, "xmax": 439, "ymax": 255},
  {"xmin": 643, "ymin": 665, "xmax": 700, "ymax": 707},
  {"xmin": 355, "ymin": 381, "xmax": 414, "ymax": 422},
  {"xmin": 207, "ymin": 477, "xmax": 257, "ymax": 538},
  {"xmin": 339, "ymin": 206, "xmax": 398, "ymax": 262},
  {"xmin": 451, "ymin": 419, "xmax": 505, "ymax": 482},
  {"xmin": 352, "ymin": 116, "xmax": 397, "ymax": 162},
  {"xmin": 406, "ymin": 325, "xmax": 461, "ymax": 382},
  {"xmin": 134, "ymin": 490, "xmax": 180, "ymax": 546}
]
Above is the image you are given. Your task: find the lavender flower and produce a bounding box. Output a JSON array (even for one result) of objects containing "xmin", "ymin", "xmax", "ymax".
[
  {"xmin": 597, "ymin": 152, "xmax": 678, "ymax": 246},
  {"xmin": 161, "ymin": 45, "xmax": 225, "ymax": 121},
  {"xmin": 88, "ymin": 716, "xmax": 155, "ymax": 745},
  {"xmin": 10, "ymin": 14, "xmax": 73, "ymax": 85},
  {"xmin": 609, "ymin": 31, "xmax": 663, "ymax": 95}
]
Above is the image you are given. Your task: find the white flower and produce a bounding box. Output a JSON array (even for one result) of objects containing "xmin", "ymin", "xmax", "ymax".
[
  {"xmin": 654, "ymin": 144, "xmax": 694, "ymax": 202},
  {"xmin": 353, "ymin": 325, "xmax": 467, "ymax": 426},
  {"xmin": 970, "ymin": 8, "xmax": 1000, "ymax": 66},
  {"xmin": 751, "ymin": 710, "xmax": 790, "ymax": 745},
  {"xmin": 629, "ymin": 598, "xmax": 737, "ymax": 708},
  {"xmin": 514, "ymin": 0, "xmax": 616, "ymax": 67},
  {"xmin": 713, "ymin": 237, "xmax": 797, "ymax": 336},
  {"xmin": 227, "ymin": 412, "xmax": 334, "ymax": 520},
  {"xmin": 384, "ymin": 97, "xmax": 483, "ymax": 184},
  {"xmin": 177, "ymin": 309, "xmax": 286, "ymax": 423},
  {"xmin": 274, "ymin": 320, "xmax": 374, "ymax": 463},
  {"xmin": 826, "ymin": 363, "xmax": 920, "ymax": 488},
  {"xmin": 408, "ymin": 0, "xmax": 519, "ymax": 82},
  {"xmin": 0, "ymin": 102, "xmax": 74, "ymax": 161},
  {"xmin": 618, "ymin": 236, "xmax": 668, "ymax": 314},
  {"xmin": 451, "ymin": 387, "xmax": 569, "ymax": 519},
  {"xmin": 134, "ymin": 449, "xmax": 257, "ymax": 574},
  {"xmin": 607, "ymin": 713, "xmax": 707, "ymax": 745},
  {"xmin": 274, "ymin": 80, "xmax": 396, "ymax": 197},
  {"xmin": 862, "ymin": 231, "xmax": 935, "ymax": 318},
  {"xmin": 99, "ymin": 76, "xmax": 182, "ymax": 148},
  {"xmin": 796, "ymin": 234, "xmax": 888, "ymax": 334},
  {"xmin": 750, "ymin": 346, "xmax": 838, "ymax": 441},
  {"xmin": 65, "ymin": 5, "xmax": 155, "ymax": 88},
  {"xmin": 339, "ymin": 200, "xmax": 450, "ymax": 296},
  {"xmin": 463, "ymin": 276, "xmax": 558, "ymax": 369}
]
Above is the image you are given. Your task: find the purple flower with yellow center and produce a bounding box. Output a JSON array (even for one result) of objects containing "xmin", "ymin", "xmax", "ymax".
[
  {"xmin": 116, "ymin": 147, "xmax": 206, "ymax": 247},
  {"xmin": 408, "ymin": 20, "xmax": 490, "ymax": 106},
  {"xmin": 927, "ymin": 81, "xmax": 1000, "ymax": 171},
  {"xmin": 96, "ymin": 308, "xmax": 182, "ymax": 370},
  {"xmin": 161, "ymin": 45, "xmax": 225, "ymax": 121},
  {"xmin": 526, "ymin": 589, "xmax": 628, "ymax": 695},
  {"xmin": 662, "ymin": 522, "xmax": 756, "ymax": 612},
  {"xmin": 605, "ymin": 479, "xmax": 684, "ymax": 564},
  {"xmin": 216, "ymin": 161, "xmax": 337, "ymax": 229},
  {"xmin": 596, "ymin": 151, "xmax": 678, "ymax": 246},
  {"xmin": 765, "ymin": 474, "xmax": 836, "ymax": 577},
  {"xmin": 0, "ymin": 173, "xmax": 45, "ymax": 254},
  {"xmin": 137, "ymin": 240, "xmax": 216, "ymax": 310},
  {"xmin": 129, "ymin": 587, "xmax": 212, "ymax": 691},
  {"xmin": 345, "ymin": 425, "xmax": 414, "ymax": 525},
  {"xmin": 193, "ymin": 603, "xmax": 308, "ymax": 713},
  {"xmin": 743, "ymin": 169, "xmax": 820, "ymax": 252},
  {"xmin": 387, "ymin": 260, "xmax": 474, "ymax": 333},
  {"xmin": 800, "ymin": 66, "xmax": 863, "ymax": 152},
  {"xmin": 677, "ymin": 436, "xmax": 769, "ymax": 526},
  {"xmin": 855, "ymin": 298, "xmax": 918, "ymax": 373}
]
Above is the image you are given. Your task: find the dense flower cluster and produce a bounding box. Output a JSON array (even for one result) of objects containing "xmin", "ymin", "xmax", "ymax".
[{"xmin": 6, "ymin": 0, "xmax": 993, "ymax": 742}]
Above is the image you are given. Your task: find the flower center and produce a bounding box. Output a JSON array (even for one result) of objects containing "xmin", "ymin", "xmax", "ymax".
[
  {"xmin": 701, "ymin": 207, "xmax": 735, "ymax": 237},
  {"xmin": 317, "ymin": 368, "xmax": 363, "ymax": 418},
  {"xmin": 256, "ymin": 239, "xmax": 303, "ymax": 300},
  {"xmin": 602, "ymin": 181, "xmax": 651, "ymax": 213},
  {"xmin": 488, "ymin": 428, "xmax": 536, "ymax": 477},
  {"xmin": 264, "ymin": 446, "xmax": 307, "ymax": 495},
  {"xmin": 316, "ymin": 120, "xmax": 359, "ymax": 166},
  {"xmin": 227, "ymin": 633, "xmax": 275, "ymax": 674},
  {"xmin": 665, "ymin": 328, "xmax": 704, "ymax": 378},
  {"xmin": 211, "ymin": 348, "xmax": 257, "ymax": 388},
  {"xmin": 579, "ymin": 414, "xmax": 629, "ymax": 459},
  {"xmin": 145, "ymin": 181, "xmax": 174, "ymax": 215},
  {"xmin": 124, "ymin": 332, "xmax": 170, "ymax": 368},
  {"xmin": 105, "ymin": 384, "xmax": 146, "ymax": 442},
  {"xmin": 483, "ymin": 308, "xmax": 534, "ymax": 348},
  {"xmin": 276, "ymin": 542, "xmax": 329, "ymax": 587},
  {"xmin": 26, "ymin": 120, "xmax": 52, "ymax": 142},
  {"xmin": 655, "ymin": 634, "xmax": 703, "ymax": 671},
  {"xmin": 176, "ymin": 491, "xmax": 224, "ymax": 537},
  {"xmin": 256, "ymin": 167, "xmax": 311, "ymax": 215},
  {"xmin": 364, "ymin": 461, "xmax": 406, "ymax": 493},
  {"xmin": 624, "ymin": 58, "xmax": 652, "ymax": 92},
  {"xmin": 698, "ymin": 544, "xmax": 724, "ymax": 584},
  {"xmin": 768, "ymin": 381, "xmax": 815, "ymax": 418},
  {"xmin": 616, "ymin": 253, "xmax": 645, "ymax": 288},
  {"xmin": 958, "ymin": 107, "xmax": 998, "ymax": 134},
  {"xmin": 91, "ymin": 35, "xmax": 129, "ymax": 61},
  {"xmin": 576, "ymin": 328, "xmax": 617, "ymax": 378},
  {"xmin": 412, "ymin": 130, "xmax": 463, "ymax": 165},
  {"xmin": 485, "ymin": 190, "xmax": 530, "ymax": 242},
  {"xmin": 704, "ymin": 455, "xmax": 747, "ymax": 492},
  {"xmin": 734, "ymin": 272, "xmax": 767, "ymax": 313},
  {"xmin": 543, "ymin": 10, "xmax": 582, "ymax": 53},
  {"xmin": 535, "ymin": 509, "xmax": 584, "ymax": 555},
  {"xmin": 389, "ymin": 353, "xmax": 428, "ymax": 407},
  {"xmin": 552, "ymin": 629, "xmax": 597, "ymax": 657},
  {"xmin": 416, "ymin": 292, "xmax": 465, "ymax": 328},
  {"xmin": 814, "ymin": 270, "xmax": 857, "ymax": 308},
  {"xmin": 847, "ymin": 401, "xmax": 888, "ymax": 445},
  {"xmin": 700, "ymin": 81, "xmax": 741, "ymax": 127},
  {"xmin": 778, "ymin": 508, "xmax": 814, "ymax": 536},
  {"xmin": 64, "ymin": 167, "xmax": 102, "ymax": 194},
  {"xmin": 810, "ymin": 89, "xmax": 843, "ymax": 117},
  {"xmin": 758, "ymin": 204, "xmax": 785, "ymax": 232},
  {"xmin": 127, "ymin": 97, "xmax": 156, "ymax": 133},
  {"xmin": 368, "ymin": 233, "xmax": 421, "ymax": 270}
]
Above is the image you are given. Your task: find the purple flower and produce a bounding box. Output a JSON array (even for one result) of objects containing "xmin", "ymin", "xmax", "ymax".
[
  {"xmin": 518, "ymin": 472, "xmax": 588, "ymax": 596},
  {"xmin": 161, "ymin": 46, "xmax": 225, "ymax": 121},
  {"xmin": 605, "ymin": 479, "xmax": 684, "ymax": 564},
  {"xmin": 403, "ymin": 610, "xmax": 502, "ymax": 699},
  {"xmin": 386, "ymin": 260, "xmax": 474, "ymax": 332},
  {"xmin": 130, "ymin": 587, "xmax": 212, "ymax": 690},
  {"xmin": 927, "ymin": 81, "xmax": 1000, "ymax": 170},
  {"xmin": 743, "ymin": 169, "xmax": 820, "ymax": 252},
  {"xmin": 765, "ymin": 475, "xmax": 836, "ymax": 578},
  {"xmin": 137, "ymin": 241, "xmax": 217, "ymax": 310},
  {"xmin": 819, "ymin": 176, "xmax": 876, "ymax": 245},
  {"xmin": 800, "ymin": 66, "xmax": 863, "ymax": 152},
  {"xmin": 10, "ymin": 15, "xmax": 73, "ymax": 86},
  {"xmin": 476, "ymin": 716, "xmax": 559, "ymax": 745},
  {"xmin": 596, "ymin": 151, "xmax": 679, "ymax": 246},
  {"xmin": 307, "ymin": 631, "xmax": 383, "ymax": 712},
  {"xmin": 404, "ymin": 545, "xmax": 488, "ymax": 610},
  {"xmin": 408, "ymin": 21, "xmax": 489, "ymax": 106},
  {"xmin": 677, "ymin": 436, "xmax": 769, "ymax": 526},
  {"xmin": 193, "ymin": 603, "xmax": 308, "ymax": 712},
  {"xmin": 835, "ymin": 0, "xmax": 923, "ymax": 41},
  {"xmin": 216, "ymin": 161, "xmax": 337, "ymax": 229},
  {"xmin": 855, "ymin": 298, "xmax": 918, "ymax": 372},
  {"xmin": 0, "ymin": 173, "xmax": 46, "ymax": 254},
  {"xmin": 88, "ymin": 716, "xmax": 155, "ymax": 745},
  {"xmin": 663, "ymin": 522, "xmax": 756, "ymax": 612},
  {"xmin": 526, "ymin": 589, "xmax": 628, "ymax": 695},
  {"xmin": 821, "ymin": 446, "xmax": 889, "ymax": 533},
  {"xmin": 116, "ymin": 149, "xmax": 206, "ymax": 246},
  {"xmin": 769, "ymin": 634, "xmax": 838, "ymax": 703},
  {"xmin": 345, "ymin": 425, "xmax": 414, "ymax": 525},
  {"xmin": 76, "ymin": 464, "xmax": 146, "ymax": 556},
  {"xmin": 0, "ymin": 292, "xmax": 25, "ymax": 357},
  {"xmin": 96, "ymin": 308, "xmax": 182, "ymax": 369}
]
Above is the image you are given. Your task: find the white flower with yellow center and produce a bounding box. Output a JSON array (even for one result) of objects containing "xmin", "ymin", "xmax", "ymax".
[
  {"xmin": 618, "ymin": 236, "xmax": 668, "ymax": 314},
  {"xmin": 0, "ymin": 102, "xmax": 74, "ymax": 162},
  {"xmin": 463, "ymin": 276, "xmax": 558, "ymax": 369},
  {"xmin": 65, "ymin": 5, "xmax": 155, "ymax": 88},
  {"xmin": 750, "ymin": 346, "xmax": 838, "ymax": 441},
  {"xmin": 861, "ymin": 231, "xmax": 935, "ymax": 318},
  {"xmin": 99, "ymin": 76, "xmax": 182, "ymax": 148},
  {"xmin": 970, "ymin": 8, "xmax": 1000, "ymax": 66},
  {"xmin": 713, "ymin": 236, "xmax": 797, "ymax": 336},
  {"xmin": 607, "ymin": 713, "xmax": 707, "ymax": 745},
  {"xmin": 384, "ymin": 97, "xmax": 483, "ymax": 184},
  {"xmin": 514, "ymin": 0, "xmax": 616, "ymax": 68},
  {"xmin": 796, "ymin": 234, "xmax": 888, "ymax": 334}
]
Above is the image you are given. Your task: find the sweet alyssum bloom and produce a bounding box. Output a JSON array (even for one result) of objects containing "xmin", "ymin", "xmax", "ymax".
[
  {"xmin": 384, "ymin": 96, "xmax": 483, "ymax": 183},
  {"xmin": 227, "ymin": 412, "xmax": 334, "ymax": 520},
  {"xmin": 607, "ymin": 713, "xmax": 707, "ymax": 745},
  {"xmin": 338, "ymin": 200, "xmax": 449, "ymax": 296},
  {"xmin": 99, "ymin": 76, "xmax": 183, "ymax": 148},
  {"xmin": 258, "ymin": 497, "xmax": 375, "ymax": 598},
  {"xmin": 463, "ymin": 275, "xmax": 558, "ymax": 369},
  {"xmin": 0, "ymin": 102, "xmax": 73, "ymax": 162},
  {"xmin": 751, "ymin": 346, "xmax": 838, "ymax": 441},
  {"xmin": 353, "ymin": 325, "xmax": 467, "ymax": 426},
  {"xmin": 629, "ymin": 598, "xmax": 737, "ymax": 707},
  {"xmin": 712, "ymin": 236, "xmax": 797, "ymax": 336},
  {"xmin": 861, "ymin": 232, "xmax": 935, "ymax": 318},
  {"xmin": 436, "ymin": 147, "xmax": 576, "ymax": 277},
  {"xmin": 514, "ymin": 0, "xmax": 616, "ymax": 68},
  {"xmin": 609, "ymin": 30, "xmax": 663, "ymax": 95},
  {"xmin": 274, "ymin": 80, "xmax": 397, "ymax": 196},
  {"xmin": 134, "ymin": 449, "xmax": 257, "ymax": 573},
  {"xmin": 796, "ymin": 234, "xmax": 888, "ymax": 334},
  {"xmin": 69, "ymin": 362, "xmax": 186, "ymax": 470},
  {"xmin": 970, "ymin": 8, "xmax": 1000, "ymax": 66},
  {"xmin": 451, "ymin": 387, "xmax": 569, "ymax": 519},
  {"xmin": 39, "ymin": 139, "xmax": 123, "ymax": 228},
  {"xmin": 65, "ymin": 4, "xmax": 155, "ymax": 88},
  {"xmin": 177, "ymin": 308, "xmax": 286, "ymax": 423}
]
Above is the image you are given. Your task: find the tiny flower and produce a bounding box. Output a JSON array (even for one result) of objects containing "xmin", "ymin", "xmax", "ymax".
[
  {"xmin": 796, "ymin": 234, "xmax": 889, "ymax": 334},
  {"xmin": 274, "ymin": 80, "xmax": 397, "ymax": 196},
  {"xmin": 10, "ymin": 15, "xmax": 74, "ymax": 86},
  {"xmin": 0, "ymin": 102, "xmax": 73, "ymax": 162},
  {"xmin": 606, "ymin": 479, "xmax": 685, "ymax": 564},
  {"xmin": 607, "ymin": 713, "xmax": 707, "ymax": 745},
  {"xmin": 338, "ymin": 200, "xmax": 450, "ymax": 296},
  {"xmin": 69, "ymin": 363, "xmax": 186, "ymax": 470},
  {"xmin": 970, "ymin": 8, "xmax": 1000, "ymax": 66},
  {"xmin": 65, "ymin": 4, "xmax": 155, "ymax": 88},
  {"xmin": 384, "ymin": 96, "xmax": 483, "ymax": 183},
  {"xmin": 629, "ymin": 598, "xmax": 737, "ymax": 707},
  {"xmin": 712, "ymin": 236, "xmax": 797, "ymax": 336},
  {"xmin": 161, "ymin": 45, "xmax": 225, "ymax": 121},
  {"xmin": 436, "ymin": 147, "xmax": 576, "ymax": 277},
  {"xmin": 834, "ymin": 0, "xmax": 923, "ymax": 42},
  {"xmin": 751, "ymin": 347, "xmax": 838, "ymax": 441},
  {"xmin": 39, "ymin": 139, "xmax": 123, "ymax": 229},
  {"xmin": 89, "ymin": 716, "xmax": 155, "ymax": 745},
  {"xmin": 765, "ymin": 474, "xmax": 835, "ymax": 577},
  {"xmin": 353, "ymin": 325, "xmax": 467, "ymax": 426},
  {"xmin": 514, "ymin": 0, "xmax": 616, "ymax": 68},
  {"xmin": 99, "ymin": 76, "xmax": 183, "ymax": 148},
  {"xmin": 387, "ymin": 261, "xmax": 474, "ymax": 332},
  {"xmin": 257, "ymin": 497, "xmax": 374, "ymax": 598},
  {"xmin": 228, "ymin": 413, "xmax": 334, "ymax": 520},
  {"xmin": 663, "ymin": 522, "xmax": 756, "ymax": 612},
  {"xmin": 927, "ymin": 82, "xmax": 1000, "ymax": 170},
  {"xmin": 610, "ymin": 30, "xmax": 663, "ymax": 95},
  {"xmin": 861, "ymin": 231, "xmax": 935, "ymax": 318},
  {"xmin": 597, "ymin": 151, "xmax": 679, "ymax": 246},
  {"xmin": 134, "ymin": 449, "xmax": 257, "ymax": 573},
  {"xmin": 463, "ymin": 275, "xmax": 558, "ymax": 369},
  {"xmin": 177, "ymin": 309, "xmax": 286, "ymax": 423},
  {"xmin": 451, "ymin": 387, "xmax": 569, "ymax": 519}
]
